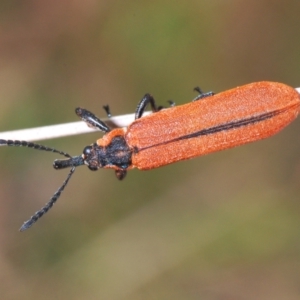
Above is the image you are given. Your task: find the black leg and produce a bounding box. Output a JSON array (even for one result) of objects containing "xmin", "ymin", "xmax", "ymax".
[
  {"xmin": 157, "ymin": 100, "xmax": 175, "ymax": 111},
  {"xmin": 135, "ymin": 93, "xmax": 159, "ymax": 120},
  {"xmin": 75, "ymin": 107, "xmax": 111, "ymax": 133},
  {"xmin": 135, "ymin": 94, "xmax": 175, "ymax": 119},
  {"xmin": 115, "ymin": 169, "xmax": 127, "ymax": 180},
  {"xmin": 167, "ymin": 100, "xmax": 175, "ymax": 107},
  {"xmin": 103, "ymin": 105, "xmax": 112, "ymax": 118},
  {"xmin": 193, "ymin": 87, "xmax": 215, "ymax": 101}
]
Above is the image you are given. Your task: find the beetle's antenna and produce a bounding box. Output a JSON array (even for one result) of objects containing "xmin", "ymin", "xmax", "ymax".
[
  {"xmin": 0, "ymin": 139, "xmax": 72, "ymax": 158},
  {"xmin": 53, "ymin": 155, "xmax": 84, "ymax": 169},
  {"xmin": 20, "ymin": 154, "xmax": 85, "ymax": 231},
  {"xmin": 19, "ymin": 166, "xmax": 76, "ymax": 231},
  {"xmin": 0, "ymin": 139, "xmax": 83, "ymax": 231}
]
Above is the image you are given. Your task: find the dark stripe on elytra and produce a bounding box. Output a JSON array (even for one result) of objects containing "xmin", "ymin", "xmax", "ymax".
[{"xmin": 138, "ymin": 108, "xmax": 283, "ymax": 152}]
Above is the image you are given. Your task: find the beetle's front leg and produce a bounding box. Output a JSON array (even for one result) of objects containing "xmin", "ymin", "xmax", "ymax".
[{"xmin": 75, "ymin": 107, "xmax": 111, "ymax": 133}]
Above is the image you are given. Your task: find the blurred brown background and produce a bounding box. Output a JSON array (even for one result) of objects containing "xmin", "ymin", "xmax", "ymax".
[{"xmin": 1, "ymin": 1, "xmax": 300, "ymax": 299}]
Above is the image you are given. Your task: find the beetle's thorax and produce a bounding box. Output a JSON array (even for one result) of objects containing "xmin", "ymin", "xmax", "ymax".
[{"xmin": 83, "ymin": 128, "xmax": 132, "ymax": 171}]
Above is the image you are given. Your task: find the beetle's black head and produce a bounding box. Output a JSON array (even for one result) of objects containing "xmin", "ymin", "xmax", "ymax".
[
  {"xmin": 54, "ymin": 137, "xmax": 132, "ymax": 178},
  {"xmin": 53, "ymin": 143, "xmax": 102, "ymax": 171},
  {"xmin": 81, "ymin": 144, "xmax": 102, "ymax": 171}
]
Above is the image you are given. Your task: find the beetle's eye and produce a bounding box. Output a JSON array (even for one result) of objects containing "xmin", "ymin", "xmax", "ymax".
[{"xmin": 82, "ymin": 145, "xmax": 92, "ymax": 158}]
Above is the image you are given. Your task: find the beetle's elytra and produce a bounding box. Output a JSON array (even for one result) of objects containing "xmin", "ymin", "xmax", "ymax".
[{"xmin": 1, "ymin": 81, "xmax": 299, "ymax": 231}]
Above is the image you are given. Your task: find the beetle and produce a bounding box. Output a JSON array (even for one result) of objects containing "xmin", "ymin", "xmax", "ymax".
[{"xmin": 1, "ymin": 81, "xmax": 299, "ymax": 231}]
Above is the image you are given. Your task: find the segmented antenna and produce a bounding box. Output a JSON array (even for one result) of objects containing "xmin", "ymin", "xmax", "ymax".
[
  {"xmin": 0, "ymin": 139, "xmax": 78, "ymax": 231},
  {"xmin": 19, "ymin": 166, "xmax": 76, "ymax": 231},
  {"xmin": 0, "ymin": 139, "xmax": 72, "ymax": 158}
]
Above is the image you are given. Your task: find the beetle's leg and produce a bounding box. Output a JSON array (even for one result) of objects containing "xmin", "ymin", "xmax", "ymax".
[
  {"xmin": 135, "ymin": 94, "xmax": 159, "ymax": 119},
  {"xmin": 75, "ymin": 107, "xmax": 111, "ymax": 133},
  {"xmin": 168, "ymin": 100, "xmax": 175, "ymax": 107},
  {"xmin": 193, "ymin": 87, "xmax": 215, "ymax": 101},
  {"xmin": 135, "ymin": 94, "xmax": 176, "ymax": 119},
  {"xmin": 157, "ymin": 100, "xmax": 175, "ymax": 111},
  {"xmin": 103, "ymin": 105, "xmax": 112, "ymax": 118},
  {"xmin": 115, "ymin": 169, "xmax": 127, "ymax": 180}
]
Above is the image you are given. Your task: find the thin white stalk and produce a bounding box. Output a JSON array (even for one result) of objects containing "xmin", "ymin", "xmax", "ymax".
[{"xmin": 0, "ymin": 112, "xmax": 151, "ymax": 142}]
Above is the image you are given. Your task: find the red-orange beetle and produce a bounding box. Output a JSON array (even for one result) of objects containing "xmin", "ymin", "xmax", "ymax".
[{"xmin": 1, "ymin": 81, "xmax": 299, "ymax": 230}]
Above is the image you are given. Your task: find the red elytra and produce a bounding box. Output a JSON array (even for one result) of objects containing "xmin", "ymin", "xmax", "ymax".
[{"xmin": 99, "ymin": 81, "xmax": 300, "ymax": 170}]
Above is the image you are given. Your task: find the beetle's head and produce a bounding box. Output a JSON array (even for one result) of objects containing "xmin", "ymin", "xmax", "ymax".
[{"xmin": 53, "ymin": 143, "xmax": 101, "ymax": 171}]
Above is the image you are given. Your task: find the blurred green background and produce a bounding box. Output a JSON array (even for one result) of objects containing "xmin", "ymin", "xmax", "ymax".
[{"xmin": 1, "ymin": 1, "xmax": 300, "ymax": 299}]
